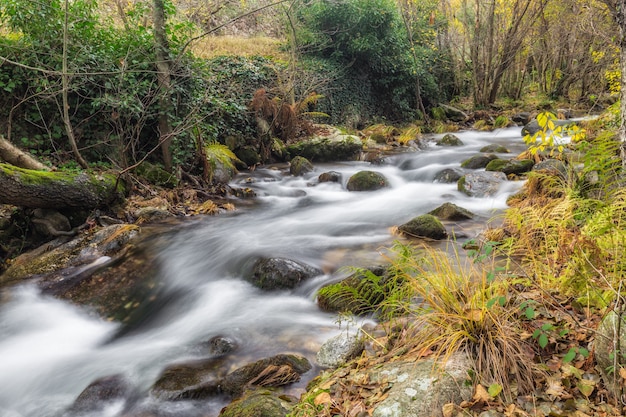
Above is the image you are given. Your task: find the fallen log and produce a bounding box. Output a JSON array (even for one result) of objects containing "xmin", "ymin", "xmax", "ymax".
[{"xmin": 0, "ymin": 163, "xmax": 124, "ymax": 209}]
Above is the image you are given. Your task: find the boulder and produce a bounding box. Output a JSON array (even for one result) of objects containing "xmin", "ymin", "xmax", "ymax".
[
  {"xmin": 479, "ymin": 144, "xmax": 510, "ymax": 153},
  {"xmin": 593, "ymin": 311, "xmax": 626, "ymax": 398},
  {"xmin": 436, "ymin": 134, "xmax": 464, "ymax": 147},
  {"xmin": 289, "ymin": 156, "xmax": 314, "ymax": 176},
  {"xmin": 433, "ymin": 168, "xmax": 464, "ymax": 183},
  {"xmin": 248, "ymin": 257, "xmax": 322, "ymax": 291},
  {"xmin": 221, "ymin": 354, "xmax": 312, "ymax": 397},
  {"xmin": 512, "ymin": 112, "xmax": 531, "ymax": 125},
  {"xmin": 428, "ymin": 202, "xmax": 475, "ymax": 221},
  {"xmin": 369, "ymin": 353, "xmax": 473, "ymax": 417},
  {"xmin": 134, "ymin": 207, "xmax": 174, "ymax": 224},
  {"xmin": 460, "ymin": 154, "xmax": 499, "ymax": 169},
  {"xmin": 318, "ymin": 171, "xmax": 342, "ymax": 183},
  {"xmin": 286, "ymin": 129, "xmax": 362, "ymax": 162},
  {"xmin": 440, "ymin": 104, "xmax": 468, "ymax": 122},
  {"xmin": 235, "ymin": 146, "xmax": 261, "ymax": 167},
  {"xmin": 398, "ymin": 214, "xmax": 448, "ymax": 240},
  {"xmin": 317, "ymin": 332, "xmax": 365, "ymax": 368},
  {"xmin": 219, "ymin": 389, "xmax": 296, "ymax": 417},
  {"xmin": 150, "ymin": 358, "xmax": 226, "ymax": 401},
  {"xmin": 346, "ymin": 171, "xmax": 389, "ymax": 192},
  {"xmin": 458, "ymin": 171, "xmax": 508, "ymax": 197},
  {"xmin": 532, "ymin": 158, "xmax": 568, "ymax": 179},
  {"xmin": 485, "ymin": 159, "xmax": 534, "ymax": 175},
  {"xmin": 69, "ymin": 374, "xmax": 132, "ymax": 414}
]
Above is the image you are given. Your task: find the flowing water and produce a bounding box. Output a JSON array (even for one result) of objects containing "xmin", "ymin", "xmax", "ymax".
[{"xmin": 0, "ymin": 126, "xmax": 529, "ymax": 417}]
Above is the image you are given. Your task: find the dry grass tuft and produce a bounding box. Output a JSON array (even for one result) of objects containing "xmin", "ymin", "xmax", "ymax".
[{"xmin": 381, "ymin": 243, "xmax": 541, "ymax": 401}]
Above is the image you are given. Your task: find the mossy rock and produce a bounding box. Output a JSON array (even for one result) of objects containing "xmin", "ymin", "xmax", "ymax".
[
  {"xmin": 289, "ymin": 156, "xmax": 314, "ymax": 177},
  {"xmin": 479, "ymin": 144, "xmax": 510, "ymax": 153},
  {"xmin": 428, "ymin": 202, "xmax": 474, "ymax": 221},
  {"xmin": 436, "ymin": 133, "xmax": 464, "ymax": 147},
  {"xmin": 135, "ymin": 162, "xmax": 178, "ymax": 188},
  {"xmin": 346, "ymin": 171, "xmax": 389, "ymax": 192},
  {"xmin": 219, "ymin": 389, "xmax": 296, "ymax": 417},
  {"xmin": 486, "ymin": 159, "xmax": 534, "ymax": 175},
  {"xmin": 235, "ymin": 146, "xmax": 261, "ymax": 168},
  {"xmin": 398, "ymin": 214, "xmax": 448, "ymax": 240},
  {"xmin": 460, "ymin": 154, "xmax": 499, "ymax": 169},
  {"xmin": 285, "ymin": 135, "xmax": 362, "ymax": 162}
]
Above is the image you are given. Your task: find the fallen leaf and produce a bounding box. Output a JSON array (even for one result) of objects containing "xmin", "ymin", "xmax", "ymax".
[
  {"xmin": 314, "ymin": 392, "xmax": 332, "ymax": 406},
  {"xmin": 442, "ymin": 403, "xmax": 457, "ymax": 417},
  {"xmin": 577, "ymin": 379, "xmax": 596, "ymax": 397},
  {"xmin": 619, "ymin": 367, "xmax": 626, "ymax": 381},
  {"xmin": 473, "ymin": 384, "xmax": 491, "ymax": 403},
  {"xmin": 545, "ymin": 376, "xmax": 568, "ymax": 398}
]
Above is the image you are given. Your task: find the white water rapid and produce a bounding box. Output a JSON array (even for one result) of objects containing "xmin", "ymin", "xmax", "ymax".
[{"xmin": 0, "ymin": 126, "xmax": 529, "ymax": 417}]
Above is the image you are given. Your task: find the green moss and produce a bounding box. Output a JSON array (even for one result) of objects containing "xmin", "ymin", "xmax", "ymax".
[
  {"xmin": 485, "ymin": 159, "xmax": 509, "ymax": 172},
  {"xmin": 0, "ymin": 163, "xmax": 72, "ymax": 185}
]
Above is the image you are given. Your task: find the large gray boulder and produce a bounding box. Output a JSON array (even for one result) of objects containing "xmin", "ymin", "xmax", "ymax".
[
  {"xmin": 458, "ymin": 171, "xmax": 508, "ymax": 197},
  {"xmin": 346, "ymin": 171, "xmax": 390, "ymax": 192},
  {"xmin": 248, "ymin": 257, "xmax": 322, "ymax": 290},
  {"xmin": 370, "ymin": 353, "xmax": 473, "ymax": 417},
  {"xmin": 398, "ymin": 214, "xmax": 448, "ymax": 240}
]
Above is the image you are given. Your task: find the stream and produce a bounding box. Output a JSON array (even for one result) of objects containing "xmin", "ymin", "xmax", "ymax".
[{"xmin": 0, "ymin": 126, "xmax": 529, "ymax": 417}]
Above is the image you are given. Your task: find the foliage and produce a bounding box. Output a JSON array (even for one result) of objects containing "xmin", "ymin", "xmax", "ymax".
[
  {"xmin": 294, "ymin": 0, "xmax": 450, "ymax": 122},
  {"xmin": 523, "ymin": 112, "xmax": 586, "ymax": 157}
]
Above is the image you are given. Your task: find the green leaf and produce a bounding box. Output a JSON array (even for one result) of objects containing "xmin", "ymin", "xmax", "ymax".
[
  {"xmin": 541, "ymin": 323, "xmax": 554, "ymax": 331},
  {"xmin": 525, "ymin": 306, "xmax": 536, "ymax": 320},
  {"xmin": 538, "ymin": 333, "xmax": 549, "ymax": 349},
  {"xmin": 563, "ymin": 348, "xmax": 577, "ymax": 363},
  {"xmin": 532, "ymin": 329, "xmax": 541, "ymax": 339},
  {"xmin": 578, "ymin": 348, "xmax": 589, "ymax": 358},
  {"xmin": 488, "ymin": 383, "xmax": 502, "ymax": 398}
]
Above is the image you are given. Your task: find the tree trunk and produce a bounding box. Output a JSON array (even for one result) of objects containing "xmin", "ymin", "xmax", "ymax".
[
  {"xmin": 0, "ymin": 136, "xmax": 50, "ymax": 171},
  {"xmin": 62, "ymin": 0, "xmax": 89, "ymax": 169},
  {"xmin": 0, "ymin": 163, "xmax": 123, "ymax": 209},
  {"xmin": 153, "ymin": 0, "xmax": 174, "ymax": 172}
]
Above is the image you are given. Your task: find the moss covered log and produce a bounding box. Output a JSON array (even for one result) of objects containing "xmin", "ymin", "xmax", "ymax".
[{"xmin": 0, "ymin": 163, "xmax": 124, "ymax": 209}]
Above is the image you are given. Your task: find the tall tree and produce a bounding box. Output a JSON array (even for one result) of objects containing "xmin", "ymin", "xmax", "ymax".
[
  {"xmin": 600, "ymin": 0, "xmax": 626, "ymax": 165},
  {"xmin": 153, "ymin": 0, "xmax": 174, "ymax": 172}
]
